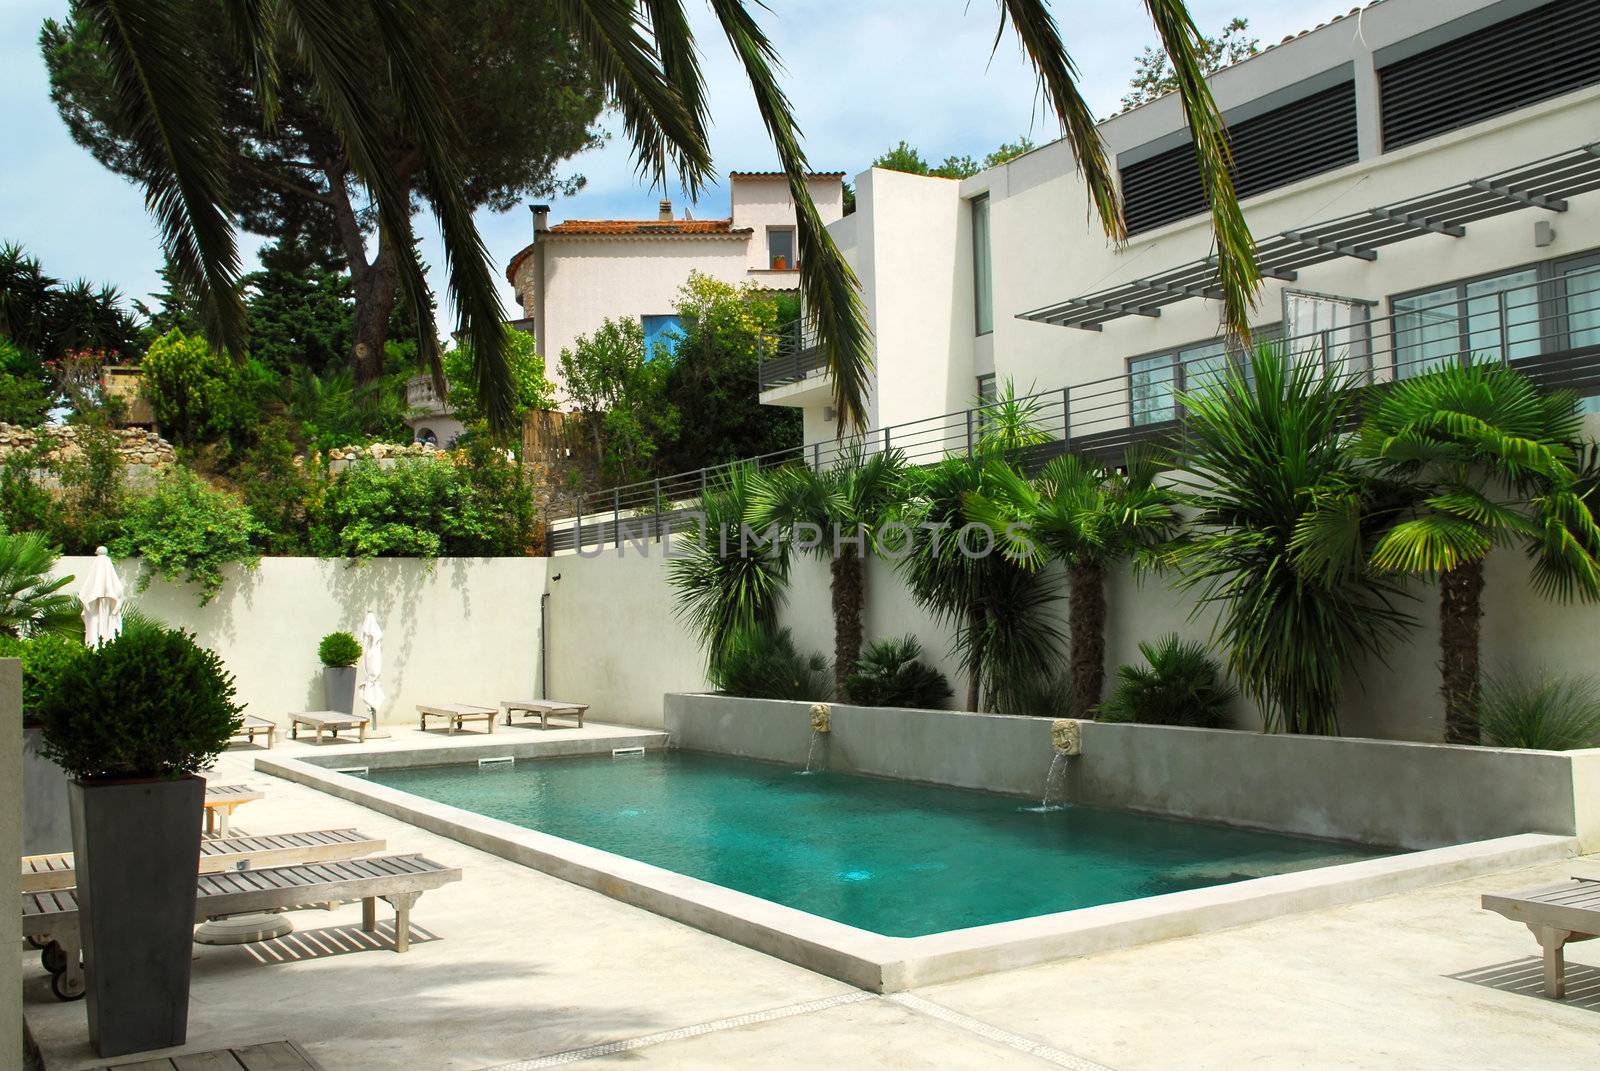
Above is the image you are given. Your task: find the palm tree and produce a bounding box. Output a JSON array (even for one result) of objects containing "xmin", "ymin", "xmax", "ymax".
[
  {"xmin": 967, "ymin": 448, "xmax": 1181, "ymax": 717},
  {"xmin": 666, "ymin": 462, "xmax": 791, "ymax": 677},
  {"xmin": 745, "ymin": 445, "xmax": 905, "ymax": 697},
  {"xmin": 896, "ymin": 454, "xmax": 1063, "ymax": 713},
  {"xmin": 1349, "ymin": 364, "xmax": 1600, "ymax": 743},
  {"xmin": 0, "ymin": 530, "xmax": 79, "ymax": 638},
  {"xmin": 79, "ymin": 0, "xmax": 1259, "ymax": 434},
  {"xmin": 1174, "ymin": 347, "xmax": 1413, "ymax": 734}
]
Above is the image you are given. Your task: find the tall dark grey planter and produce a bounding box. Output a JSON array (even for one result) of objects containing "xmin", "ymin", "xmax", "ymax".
[
  {"xmin": 69, "ymin": 775, "xmax": 204, "ymax": 1058},
  {"xmin": 23, "ymin": 725, "xmax": 72, "ymax": 854},
  {"xmin": 323, "ymin": 666, "xmax": 357, "ymax": 714}
]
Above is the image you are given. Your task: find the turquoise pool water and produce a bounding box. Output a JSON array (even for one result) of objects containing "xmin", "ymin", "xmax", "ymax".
[{"xmin": 370, "ymin": 750, "xmax": 1388, "ymax": 937}]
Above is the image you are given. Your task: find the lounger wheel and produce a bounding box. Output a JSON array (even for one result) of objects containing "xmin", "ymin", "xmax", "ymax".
[
  {"xmin": 27, "ymin": 934, "xmax": 49, "ymax": 950},
  {"xmin": 40, "ymin": 941, "xmax": 66, "ymax": 974},
  {"xmin": 50, "ymin": 968, "xmax": 85, "ymax": 1002}
]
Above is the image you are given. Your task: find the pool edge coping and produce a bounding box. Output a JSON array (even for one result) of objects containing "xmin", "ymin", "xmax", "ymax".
[{"xmin": 254, "ymin": 752, "xmax": 1580, "ymax": 992}]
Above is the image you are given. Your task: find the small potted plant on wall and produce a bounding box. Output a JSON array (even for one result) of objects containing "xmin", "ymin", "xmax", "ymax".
[
  {"xmin": 36, "ymin": 624, "xmax": 242, "ymax": 1057},
  {"xmin": 319, "ymin": 631, "xmax": 362, "ymax": 714}
]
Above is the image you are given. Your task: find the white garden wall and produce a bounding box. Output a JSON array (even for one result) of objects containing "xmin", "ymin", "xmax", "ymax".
[
  {"xmin": 549, "ymin": 534, "xmax": 1600, "ymax": 743},
  {"xmin": 50, "ymin": 556, "xmax": 547, "ymax": 729},
  {"xmin": 48, "ymin": 533, "xmax": 1599, "ymax": 743}
]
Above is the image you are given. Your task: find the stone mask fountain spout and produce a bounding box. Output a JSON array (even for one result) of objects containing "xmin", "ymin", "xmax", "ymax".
[
  {"xmin": 1038, "ymin": 719, "xmax": 1083, "ymax": 810},
  {"xmin": 803, "ymin": 703, "xmax": 831, "ymax": 774}
]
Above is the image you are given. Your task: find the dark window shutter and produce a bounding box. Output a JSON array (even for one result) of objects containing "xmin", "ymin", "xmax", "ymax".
[
  {"xmin": 1380, "ymin": 0, "xmax": 1600, "ymax": 151},
  {"xmin": 1121, "ymin": 80, "xmax": 1359, "ymax": 235}
]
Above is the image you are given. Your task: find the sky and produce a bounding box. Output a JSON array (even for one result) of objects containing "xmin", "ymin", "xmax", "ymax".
[{"xmin": 0, "ymin": 1, "xmax": 1343, "ymax": 326}]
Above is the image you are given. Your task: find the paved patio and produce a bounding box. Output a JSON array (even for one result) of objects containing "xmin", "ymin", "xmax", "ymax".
[{"xmin": 22, "ymin": 724, "xmax": 1600, "ymax": 1070}]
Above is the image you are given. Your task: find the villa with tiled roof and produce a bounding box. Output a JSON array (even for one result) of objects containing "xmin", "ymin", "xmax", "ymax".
[{"xmin": 505, "ymin": 172, "xmax": 844, "ymax": 401}]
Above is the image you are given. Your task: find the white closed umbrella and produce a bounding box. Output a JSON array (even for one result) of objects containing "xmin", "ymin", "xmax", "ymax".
[
  {"xmin": 79, "ymin": 546, "xmax": 124, "ymax": 647},
  {"xmin": 358, "ymin": 611, "xmax": 385, "ymax": 720}
]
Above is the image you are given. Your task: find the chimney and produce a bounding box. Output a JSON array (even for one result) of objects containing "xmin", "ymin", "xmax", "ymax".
[
  {"xmin": 529, "ymin": 203, "xmax": 550, "ymax": 237},
  {"xmin": 658, "ymin": 198, "xmax": 673, "ymax": 222}
]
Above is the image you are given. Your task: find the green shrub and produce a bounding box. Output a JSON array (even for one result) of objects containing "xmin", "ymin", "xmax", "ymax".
[
  {"xmin": 0, "ymin": 440, "xmax": 62, "ymax": 538},
  {"xmin": 54, "ymin": 422, "xmax": 126, "ymax": 552},
  {"xmin": 0, "ymin": 339, "xmax": 51, "ymax": 426},
  {"xmin": 318, "ymin": 631, "xmax": 362, "ymax": 667},
  {"xmin": 844, "ymin": 636, "xmax": 952, "ymax": 709},
  {"xmin": 1097, "ymin": 634, "xmax": 1236, "ymax": 728},
  {"xmin": 712, "ymin": 628, "xmax": 830, "ymax": 701},
  {"xmin": 36, "ymin": 624, "xmax": 244, "ymax": 780},
  {"xmin": 0, "ymin": 632, "xmax": 88, "ymax": 725},
  {"xmin": 309, "ymin": 450, "xmax": 536, "ymax": 559},
  {"xmin": 141, "ymin": 328, "xmax": 259, "ymax": 447},
  {"xmin": 231, "ymin": 428, "xmax": 315, "ymax": 555},
  {"xmin": 112, "ymin": 467, "xmax": 262, "ymax": 604},
  {"xmin": 442, "ymin": 325, "xmax": 556, "ymax": 426},
  {"xmin": 1472, "ymin": 671, "xmax": 1600, "ymax": 750}
]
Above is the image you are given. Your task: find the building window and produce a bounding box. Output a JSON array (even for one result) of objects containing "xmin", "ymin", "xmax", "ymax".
[
  {"xmin": 767, "ymin": 227, "xmax": 795, "ymax": 269},
  {"xmin": 1389, "ymin": 252, "xmax": 1600, "ymax": 383},
  {"xmin": 1128, "ymin": 328, "xmax": 1282, "ymax": 426},
  {"xmin": 1392, "ymin": 268, "xmax": 1544, "ymax": 376},
  {"xmin": 976, "ymin": 374, "xmax": 996, "ymax": 406},
  {"xmin": 1283, "ymin": 290, "xmax": 1372, "ymax": 371},
  {"xmin": 972, "ymin": 195, "xmax": 993, "ymax": 335},
  {"xmin": 641, "ymin": 314, "xmax": 682, "ymax": 361}
]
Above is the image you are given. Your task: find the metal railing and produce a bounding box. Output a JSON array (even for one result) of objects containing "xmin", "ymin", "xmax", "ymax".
[
  {"xmin": 756, "ymin": 321, "xmax": 827, "ymax": 390},
  {"xmin": 549, "ymin": 271, "xmax": 1600, "ymax": 554}
]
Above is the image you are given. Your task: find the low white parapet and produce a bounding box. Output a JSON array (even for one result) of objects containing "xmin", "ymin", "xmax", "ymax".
[{"xmin": 663, "ymin": 693, "xmax": 1600, "ymax": 852}]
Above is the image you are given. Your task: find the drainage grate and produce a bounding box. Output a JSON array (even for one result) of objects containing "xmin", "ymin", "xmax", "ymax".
[
  {"xmin": 611, "ymin": 746, "xmax": 646, "ymax": 758},
  {"xmin": 332, "ymin": 766, "xmax": 369, "ymax": 777},
  {"xmin": 478, "ymin": 756, "xmax": 515, "ymax": 768}
]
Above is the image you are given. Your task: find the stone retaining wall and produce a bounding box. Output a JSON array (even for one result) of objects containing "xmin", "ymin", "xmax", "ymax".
[{"xmin": 0, "ymin": 422, "xmax": 175, "ymax": 467}]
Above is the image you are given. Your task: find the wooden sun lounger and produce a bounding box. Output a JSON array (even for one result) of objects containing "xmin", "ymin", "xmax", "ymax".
[
  {"xmin": 417, "ymin": 702, "xmax": 497, "ymax": 734},
  {"xmin": 1482, "ymin": 877, "xmax": 1600, "ymax": 998},
  {"xmin": 289, "ymin": 710, "xmax": 370, "ymax": 744},
  {"xmin": 25, "ymin": 853, "xmax": 462, "ymax": 1001},
  {"xmin": 21, "ymin": 828, "xmax": 386, "ymax": 894},
  {"xmin": 233, "ymin": 714, "xmax": 278, "ymax": 749},
  {"xmin": 501, "ymin": 698, "xmax": 588, "ymax": 729},
  {"xmin": 203, "ymin": 783, "xmax": 265, "ymax": 836}
]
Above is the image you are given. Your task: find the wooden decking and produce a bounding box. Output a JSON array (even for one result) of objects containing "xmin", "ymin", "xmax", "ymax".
[{"xmin": 98, "ymin": 1038, "xmax": 324, "ymax": 1070}]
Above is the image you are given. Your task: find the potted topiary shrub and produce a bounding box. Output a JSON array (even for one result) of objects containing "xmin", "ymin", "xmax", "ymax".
[
  {"xmin": 318, "ymin": 631, "xmax": 362, "ymax": 714},
  {"xmin": 36, "ymin": 625, "xmax": 242, "ymax": 1058}
]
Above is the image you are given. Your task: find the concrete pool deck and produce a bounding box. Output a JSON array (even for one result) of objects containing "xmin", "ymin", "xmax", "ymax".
[{"xmin": 22, "ymin": 726, "xmax": 1600, "ymax": 1069}]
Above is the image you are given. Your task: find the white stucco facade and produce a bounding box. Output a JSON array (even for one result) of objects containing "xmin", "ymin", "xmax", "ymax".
[
  {"xmin": 507, "ymin": 173, "xmax": 844, "ymax": 401},
  {"xmin": 766, "ymin": 0, "xmax": 1600, "ymax": 439}
]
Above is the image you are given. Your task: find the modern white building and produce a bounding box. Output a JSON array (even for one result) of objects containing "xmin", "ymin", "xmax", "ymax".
[
  {"xmin": 762, "ymin": 0, "xmax": 1600, "ymax": 450},
  {"xmin": 506, "ymin": 172, "xmax": 845, "ymax": 399}
]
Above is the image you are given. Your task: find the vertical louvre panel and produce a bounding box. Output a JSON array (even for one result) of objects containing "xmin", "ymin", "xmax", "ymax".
[
  {"xmin": 1121, "ymin": 81, "xmax": 1358, "ymax": 235},
  {"xmin": 1380, "ymin": 0, "xmax": 1600, "ymax": 151}
]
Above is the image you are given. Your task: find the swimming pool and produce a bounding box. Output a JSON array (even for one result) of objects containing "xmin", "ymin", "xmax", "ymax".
[{"xmin": 369, "ymin": 749, "xmax": 1387, "ymax": 937}]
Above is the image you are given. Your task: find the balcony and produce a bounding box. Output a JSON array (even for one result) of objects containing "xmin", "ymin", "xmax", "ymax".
[
  {"xmin": 406, "ymin": 375, "xmax": 452, "ymax": 417},
  {"xmin": 547, "ymin": 270, "xmax": 1600, "ymax": 554},
  {"xmin": 757, "ymin": 323, "xmax": 828, "ymax": 393}
]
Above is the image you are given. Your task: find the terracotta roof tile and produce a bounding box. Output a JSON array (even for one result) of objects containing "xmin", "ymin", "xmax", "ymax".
[{"xmin": 543, "ymin": 218, "xmax": 745, "ymax": 236}]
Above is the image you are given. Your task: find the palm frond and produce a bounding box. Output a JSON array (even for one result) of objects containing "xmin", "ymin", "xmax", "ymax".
[
  {"xmin": 555, "ymin": 0, "xmax": 714, "ymax": 192},
  {"xmin": 80, "ymin": 0, "xmax": 246, "ymax": 357},
  {"xmin": 993, "ymin": 0, "xmax": 1121, "ymax": 240},
  {"xmin": 707, "ymin": 0, "xmax": 873, "ymax": 434},
  {"xmin": 1142, "ymin": 0, "xmax": 1260, "ymax": 337},
  {"xmin": 364, "ymin": 0, "xmax": 515, "ymax": 432}
]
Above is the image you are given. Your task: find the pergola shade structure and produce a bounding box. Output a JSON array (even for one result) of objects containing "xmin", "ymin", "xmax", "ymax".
[{"xmin": 1019, "ymin": 143, "xmax": 1600, "ymax": 332}]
